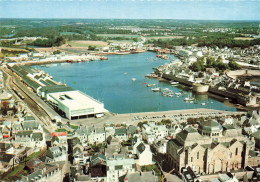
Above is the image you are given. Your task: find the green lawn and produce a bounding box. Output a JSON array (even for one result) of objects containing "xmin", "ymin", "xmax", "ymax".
[{"xmin": 69, "ymin": 124, "xmax": 78, "ymax": 130}]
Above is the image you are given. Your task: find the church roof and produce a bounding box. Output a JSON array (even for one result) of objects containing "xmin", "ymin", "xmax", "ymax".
[
  {"xmin": 176, "ymin": 126, "xmax": 203, "ymax": 143},
  {"xmin": 198, "ymin": 120, "xmax": 222, "ymax": 133}
]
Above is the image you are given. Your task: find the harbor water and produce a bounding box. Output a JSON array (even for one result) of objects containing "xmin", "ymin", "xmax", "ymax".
[{"xmin": 34, "ymin": 52, "xmax": 236, "ymax": 114}]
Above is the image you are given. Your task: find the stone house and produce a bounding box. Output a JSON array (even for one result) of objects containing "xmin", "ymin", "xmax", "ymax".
[
  {"xmin": 106, "ymin": 154, "xmax": 135, "ymax": 182},
  {"xmin": 45, "ymin": 146, "xmax": 67, "ymax": 162},
  {"xmin": 14, "ymin": 130, "xmax": 46, "ymax": 149},
  {"xmin": 142, "ymin": 122, "xmax": 168, "ymax": 144},
  {"xmin": 136, "ymin": 143, "xmax": 153, "ymax": 166},
  {"xmin": 21, "ymin": 163, "xmax": 63, "ymax": 182},
  {"xmin": 114, "ymin": 128, "xmax": 128, "ymax": 141},
  {"xmin": 88, "ymin": 128, "xmax": 106, "ymax": 144}
]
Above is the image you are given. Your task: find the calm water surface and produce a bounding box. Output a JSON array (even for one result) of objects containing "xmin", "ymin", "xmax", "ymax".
[{"xmin": 34, "ymin": 52, "xmax": 236, "ymax": 113}]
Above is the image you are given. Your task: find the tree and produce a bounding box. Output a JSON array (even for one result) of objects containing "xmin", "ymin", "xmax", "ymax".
[
  {"xmin": 88, "ymin": 45, "xmax": 96, "ymax": 51},
  {"xmin": 228, "ymin": 60, "xmax": 240, "ymax": 70},
  {"xmin": 133, "ymin": 38, "xmax": 138, "ymax": 42},
  {"xmin": 53, "ymin": 50, "xmax": 61, "ymax": 55},
  {"xmin": 198, "ymin": 72, "xmax": 204, "ymax": 78},
  {"xmin": 206, "ymin": 57, "xmax": 216, "ymax": 68}
]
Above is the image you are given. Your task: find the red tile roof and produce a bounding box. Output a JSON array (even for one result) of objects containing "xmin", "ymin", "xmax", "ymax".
[{"xmin": 51, "ymin": 132, "xmax": 67, "ymax": 137}]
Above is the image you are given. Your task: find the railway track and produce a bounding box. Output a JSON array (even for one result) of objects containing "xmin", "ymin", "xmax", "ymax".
[{"xmin": 2, "ymin": 68, "xmax": 55, "ymax": 130}]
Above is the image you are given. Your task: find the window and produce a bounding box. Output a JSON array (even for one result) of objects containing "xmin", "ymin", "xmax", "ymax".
[
  {"xmin": 115, "ymin": 165, "xmax": 123, "ymax": 170},
  {"xmin": 191, "ymin": 157, "xmax": 193, "ymax": 162},
  {"xmin": 235, "ymin": 148, "xmax": 238, "ymax": 155},
  {"xmin": 197, "ymin": 152, "xmax": 199, "ymax": 159}
]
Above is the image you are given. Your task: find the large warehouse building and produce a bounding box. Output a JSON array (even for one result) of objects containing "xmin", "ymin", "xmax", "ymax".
[
  {"xmin": 10, "ymin": 64, "xmax": 107, "ymax": 120},
  {"xmin": 48, "ymin": 90, "xmax": 107, "ymax": 120}
]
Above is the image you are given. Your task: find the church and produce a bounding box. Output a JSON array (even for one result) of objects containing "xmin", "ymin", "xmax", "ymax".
[{"xmin": 167, "ymin": 120, "xmax": 250, "ymax": 174}]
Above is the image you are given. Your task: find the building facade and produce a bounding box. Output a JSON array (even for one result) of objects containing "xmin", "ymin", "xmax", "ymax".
[{"xmin": 167, "ymin": 120, "xmax": 250, "ymax": 174}]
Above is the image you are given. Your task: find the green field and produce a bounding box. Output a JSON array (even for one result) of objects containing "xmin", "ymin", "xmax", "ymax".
[
  {"xmin": 67, "ymin": 40, "xmax": 108, "ymax": 48},
  {"xmin": 60, "ymin": 32, "xmax": 81, "ymax": 35}
]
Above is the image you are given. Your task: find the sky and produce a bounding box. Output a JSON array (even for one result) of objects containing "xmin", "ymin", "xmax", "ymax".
[{"xmin": 0, "ymin": 0, "xmax": 259, "ymax": 20}]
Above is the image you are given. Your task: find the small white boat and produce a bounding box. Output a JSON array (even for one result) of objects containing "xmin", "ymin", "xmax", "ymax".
[
  {"xmin": 170, "ymin": 81, "xmax": 179, "ymax": 85},
  {"xmin": 201, "ymin": 103, "xmax": 206, "ymax": 105},
  {"xmin": 175, "ymin": 93, "xmax": 181, "ymax": 96},
  {"xmin": 184, "ymin": 97, "xmax": 195, "ymax": 101},
  {"xmin": 152, "ymin": 88, "xmax": 160, "ymax": 92},
  {"xmin": 132, "ymin": 78, "xmax": 136, "ymax": 81},
  {"xmin": 163, "ymin": 88, "xmax": 170, "ymax": 91}
]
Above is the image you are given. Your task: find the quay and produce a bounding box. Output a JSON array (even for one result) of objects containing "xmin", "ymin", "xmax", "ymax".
[{"xmin": 70, "ymin": 108, "xmax": 246, "ymax": 127}]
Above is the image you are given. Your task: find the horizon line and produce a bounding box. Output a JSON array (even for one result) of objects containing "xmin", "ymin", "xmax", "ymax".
[{"xmin": 0, "ymin": 18, "xmax": 259, "ymax": 22}]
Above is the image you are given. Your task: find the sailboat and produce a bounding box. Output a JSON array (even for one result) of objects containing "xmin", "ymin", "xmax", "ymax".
[{"xmin": 184, "ymin": 93, "xmax": 195, "ymax": 101}]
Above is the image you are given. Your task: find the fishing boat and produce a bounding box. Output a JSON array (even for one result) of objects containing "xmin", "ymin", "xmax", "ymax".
[
  {"xmin": 132, "ymin": 78, "xmax": 136, "ymax": 81},
  {"xmin": 175, "ymin": 93, "xmax": 181, "ymax": 96},
  {"xmin": 170, "ymin": 81, "xmax": 179, "ymax": 86},
  {"xmin": 152, "ymin": 88, "xmax": 160, "ymax": 92},
  {"xmin": 184, "ymin": 97, "xmax": 195, "ymax": 101},
  {"xmin": 201, "ymin": 103, "xmax": 206, "ymax": 105},
  {"xmin": 100, "ymin": 56, "xmax": 108, "ymax": 60},
  {"xmin": 146, "ymin": 84, "xmax": 152, "ymax": 87}
]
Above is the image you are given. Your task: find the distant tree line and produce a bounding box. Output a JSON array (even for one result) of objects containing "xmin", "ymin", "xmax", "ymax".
[
  {"xmin": 30, "ymin": 36, "xmax": 66, "ymax": 47},
  {"xmin": 148, "ymin": 34, "xmax": 260, "ymax": 49},
  {"xmin": 198, "ymin": 35, "xmax": 260, "ymax": 49}
]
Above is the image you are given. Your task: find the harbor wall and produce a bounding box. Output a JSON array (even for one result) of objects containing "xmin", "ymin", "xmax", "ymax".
[
  {"xmin": 227, "ymin": 70, "xmax": 260, "ymax": 79},
  {"xmin": 160, "ymin": 73, "xmax": 193, "ymax": 86},
  {"xmin": 208, "ymin": 87, "xmax": 237, "ymax": 100}
]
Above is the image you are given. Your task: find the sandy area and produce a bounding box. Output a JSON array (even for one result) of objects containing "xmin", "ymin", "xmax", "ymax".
[
  {"xmin": 234, "ymin": 37, "xmax": 255, "ymax": 40},
  {"xmin": 145, "ymin": 36, "xmax": 184, "ymax": 40}
]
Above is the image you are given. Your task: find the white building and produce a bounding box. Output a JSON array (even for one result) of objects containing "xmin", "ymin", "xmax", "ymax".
[
  {"xmin": 48, "ymin": 90, "xmax": 107, "ymax": 120},
  {"xmin": 142, "ymin": 122, "xmax": 168, "ymax": 144},
  {"xmin": 136, "ymin": 143, "xmax": 153, "ymax": 166},
  {"xmin": 106, "ymin": 155, "xmax": 135, "ymax": 182}
]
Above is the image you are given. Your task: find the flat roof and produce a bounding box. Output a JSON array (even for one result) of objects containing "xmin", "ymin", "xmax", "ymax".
[{"xmin": 49, "ymin": 90, "xmax": 107, "ymax": 113}]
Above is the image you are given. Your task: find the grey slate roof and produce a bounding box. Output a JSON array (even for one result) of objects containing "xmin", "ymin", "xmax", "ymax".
[
  {"xmin": 22, "ymin": 76, "xmax": 42, "ymax": 91},
  {"xmin": 23, "ymin": 120, "xmax": 39, "ymax": 130},
  {"xmin": 32, "ymin": 132, "xmax": 43, "ymax": 140},
  {"xmin": 24, "ymin": 115, "xmax": 36, "ymax": 121},
  {"xmin": 176, "ymin": 127, "xmax": 203, "ymax": 143},
  {"xmin": 252, "ymin": 129, "xmax": 260, "ymax": 139},
  {"xmin": 115, "ymin": 128, "xmax": 127, "ymax": 135},
  {"xmin": 121, "ymin": 172, "xmax": 157, "ymax": 182},
  {"xmin": 198, "ymin": 120, "xmax": 222, "ymax": 133},
  {"xmin": 46, "ymin": 146, "xmax": 63, "ymax": 159},
  {"xmin": 137, "ymin": 143, "xmax": 145, "ymax": 154},
  {"xmin": 91, "ymin": 153, "xmax": 106, "ymax": 162},
  {"xmin": 95, "ymin": 128, "xmax": 105, "ymax": 134},
  {"xmin": 127, "ymin": 125, "xmax": 137, "ymax": 134},
  {"xmin": 16, "ymin": 130, "xmax": 33, "ymax": 137},
  {"xmin": 39, "ymin": 85, "xmax": 74, "ymax": 95},
  {"xmin": 75, "ymin": 126, "xmax": 94, "ymax": 136}
]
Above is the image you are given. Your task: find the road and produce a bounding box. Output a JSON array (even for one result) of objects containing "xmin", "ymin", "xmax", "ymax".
[{"xmin": 69, "ymin": 108, "xmax": 246, "ymax": 127}]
